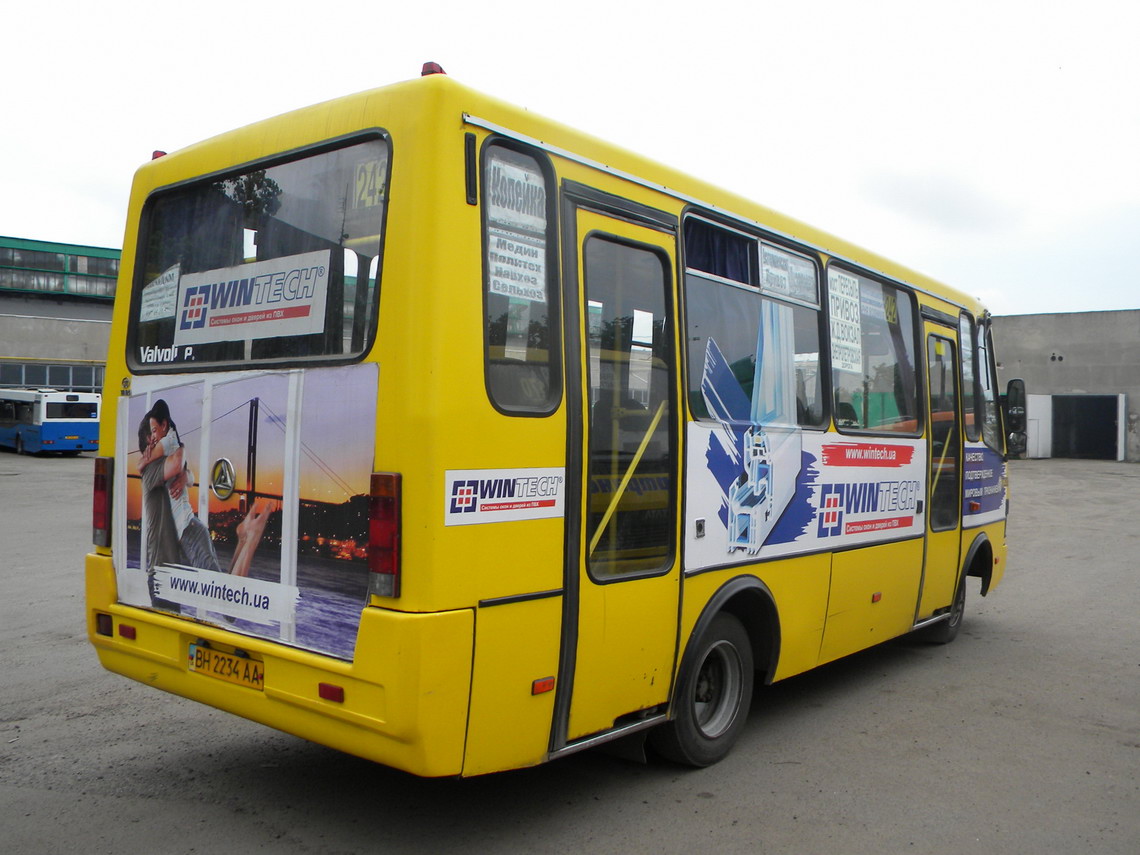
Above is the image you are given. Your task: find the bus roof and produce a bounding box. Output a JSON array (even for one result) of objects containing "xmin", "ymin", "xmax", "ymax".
[{"xmin": 134, "ymin": 71, "xmax": 982, "ymax": 316}]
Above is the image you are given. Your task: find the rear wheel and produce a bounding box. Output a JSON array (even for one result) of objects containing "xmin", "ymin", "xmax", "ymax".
[
  {"xmin": 927, "ymin": 575, "xmax": 966, "ymax": 644},
  {"xmin": 651, "ymin": 613, "xmax": 753, "ymax": 766}
]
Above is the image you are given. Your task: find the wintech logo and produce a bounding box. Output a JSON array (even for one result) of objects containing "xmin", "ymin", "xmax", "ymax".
[
  {"xmin": 817, "ymin": 483, "xmax": 845, "ymax": 537},
  {"xmin": 816, "ymin": 479, "xmax": 920, "ymax": 538},
  {"xmin": 180, "ymin": 285, "xmax": 212, "ymax": 330},
  {"xmin": 177, "ymin": 261, "xmax": 325, "ymax": 332},
  {"xmin": 179, "ymin": 278, "xmax": 257, "ymax": 330},
  {"xmin": 445, "ymin": 468, "xmax": 565, "ymax": 526},
  {"xmin": 816, "ymin": 482, "xmax": 883, "ymax": 537},
  {"xmin": 450, "ymin": 480, "xmax": 480, "ymax": 514},
  {"xmin": 450, "ymin": 477, "xmax": 533, "ymax": 514}
]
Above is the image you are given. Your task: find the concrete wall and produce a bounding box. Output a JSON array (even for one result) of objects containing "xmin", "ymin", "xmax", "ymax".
[
  {"xmin": 0, "ymin": 294, "xmax": 112, "ymax": 363},
  {"xmin": 0, "ymin": 313, "xmax": 112, "ymax": 362},
  {"xmin": 993, "ymin": 310, "xmax": 1140, "ymax": 461}
]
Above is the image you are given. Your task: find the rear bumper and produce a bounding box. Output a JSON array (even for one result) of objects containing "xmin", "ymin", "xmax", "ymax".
[{"xmin": 86, "ymin": 552, "xmax": 473, "ymax": 777}]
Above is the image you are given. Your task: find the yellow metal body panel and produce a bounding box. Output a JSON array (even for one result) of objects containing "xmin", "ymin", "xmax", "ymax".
[
  {"xmin": 87, "ymin": 552, "xmax": 473, "ymax": 777},
  {"xmin": 568, "ymin": 573, "xmax": 680, "ymax": 739},
  {"xmin": 921, "ymin": 530, "xmax": 963, "ymax": 617},
  {"xmin": 819, "ymin": 539, "xmax": 925, "ymax": 665},
  {"xmin": 759, "ymin": 553, "xmax": 833, "ymax": 681},
  {"xmin": 463, "ymin": 596, "xmax": 562, "ymax": 775},
  {"xmin": 986, "ymin": 518, "xmax": 1008, "ymax": 590}
]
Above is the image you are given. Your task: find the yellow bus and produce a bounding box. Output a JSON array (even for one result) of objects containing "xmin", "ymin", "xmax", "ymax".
[{"xmin": 87, "ymin": 64, "xmax": 1025, "ymax": 776}]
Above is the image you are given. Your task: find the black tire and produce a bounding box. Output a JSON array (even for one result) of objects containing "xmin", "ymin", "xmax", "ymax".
[
  {"xmin": 651, "ymin": 613, "xmax": 754, "ymax": 766},
  {"xmin": 927, "ymin": 575, "xmax": 966, "ymax": 644}
]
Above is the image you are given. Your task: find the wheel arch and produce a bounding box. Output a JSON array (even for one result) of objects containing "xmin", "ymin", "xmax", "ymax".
[
  {"xmin": 678, "ymin": 575, "xmax": 781, "ymax": 691},
  {"xmin": 963, "ymin": 531, "xmax": 994, "ymax": 596}
]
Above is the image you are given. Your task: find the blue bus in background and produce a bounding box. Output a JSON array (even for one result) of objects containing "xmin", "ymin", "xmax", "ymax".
[{"xmin": 0, "ymin": 389, "xmax": 100, "ymax": 454}]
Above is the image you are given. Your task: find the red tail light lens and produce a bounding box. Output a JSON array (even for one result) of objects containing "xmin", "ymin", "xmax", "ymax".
[
  {"xmin": 368, "ymin": 472, "xmax": 401, "ymax": 597},
  {"xmin": 93, "ymin": 457, "xmax": 113, "ymax": 547}
]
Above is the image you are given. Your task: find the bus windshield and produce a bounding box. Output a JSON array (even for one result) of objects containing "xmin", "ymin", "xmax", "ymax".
[{"xmin": 129, "ymin": 136, "xmax": 390, "ymax": 371}]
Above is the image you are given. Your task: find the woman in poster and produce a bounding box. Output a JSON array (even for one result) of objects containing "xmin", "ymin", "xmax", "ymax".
[{"xmin": 137, "ymin": 399, "xmax": 275, "ymax": 578}]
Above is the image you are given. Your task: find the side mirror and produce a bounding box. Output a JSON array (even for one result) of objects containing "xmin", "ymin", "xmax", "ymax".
[{"xmin": 1003, "ymin": 378, "xmax": 1027, "ymax": 458}]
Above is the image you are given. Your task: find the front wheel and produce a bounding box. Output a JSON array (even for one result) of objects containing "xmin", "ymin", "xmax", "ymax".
[{"xmin": 650, "ymin": 613, "xmax": 754, "ymax": 767}]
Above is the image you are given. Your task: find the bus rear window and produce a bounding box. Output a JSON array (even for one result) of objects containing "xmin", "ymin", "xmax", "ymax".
[
  {"xmin": 46, "ymin": 402, "xmax": 97, "ymax": 419},
  {"xmin": 129, "ymin": 136, "xmax": 389, "ymax": 371}
]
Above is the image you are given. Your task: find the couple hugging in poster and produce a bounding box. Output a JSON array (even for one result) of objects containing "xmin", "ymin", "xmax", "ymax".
[{"xmin": 137, "ymin": 399, "xmax": 275, "ymax": 599}]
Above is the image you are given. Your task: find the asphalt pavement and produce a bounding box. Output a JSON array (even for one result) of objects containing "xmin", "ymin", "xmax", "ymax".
[{"xmin": 0, "ymin": 452, "xmax": 1136, "ymax": 854}]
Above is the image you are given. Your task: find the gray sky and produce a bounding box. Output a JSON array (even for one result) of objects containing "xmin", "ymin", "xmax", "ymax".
[{"xmin": 3, "ymin": 0, "xmax": 1136, "ymax": 316}]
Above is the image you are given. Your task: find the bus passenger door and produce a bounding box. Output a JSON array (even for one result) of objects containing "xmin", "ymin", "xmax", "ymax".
[
  {"xmin": 559, "ymin": 198, "xmax": 681, "ymax": 745},
  {"xmin": 918, "ymin": 327, "xmax": 962, "ymax": 619}
]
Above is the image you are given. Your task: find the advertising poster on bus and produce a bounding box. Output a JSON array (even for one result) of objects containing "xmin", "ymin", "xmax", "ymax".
[
  {"xmin": 117, "ymin": 363, "xmax": 377, "ymax": 659},
  {"xmin": 685, "ymin": 296, "xmax": 926, "ymax": 571},
  {"xmin": 962, "ymin": 442, "xmax": 1007, "ymax": 527},
  {"xmin": 686, "ymin": 428, "xmax": 926, "ymax": 570}
]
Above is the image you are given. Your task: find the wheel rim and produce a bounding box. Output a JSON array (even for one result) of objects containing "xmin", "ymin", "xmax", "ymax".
[{"xmin": 692, "ymin": 640, "xmax": 743, "ymax": 739}]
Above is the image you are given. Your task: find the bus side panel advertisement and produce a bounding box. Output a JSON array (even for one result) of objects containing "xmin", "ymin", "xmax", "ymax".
[
  {"xmin": 685, "ymin": 426, "xmax": 926, "ymax": 571},
  {"xmin": 116, "ymin": 362, "xmax": 378, "ymax": 660},
  {"xmin": 962, "ymin": 442, "xmax": 1007, "ymax": 527},
  {"xmin": 686, "ymin": 318, "xmax": 925, "ymax": 571}
]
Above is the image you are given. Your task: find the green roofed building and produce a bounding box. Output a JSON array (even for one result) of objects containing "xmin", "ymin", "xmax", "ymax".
[{"xmin": 0, "ymin": 235, "xmax": 118, "ymax": 392}]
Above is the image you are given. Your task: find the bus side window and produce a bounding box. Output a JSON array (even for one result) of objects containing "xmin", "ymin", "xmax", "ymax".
[
  {"xmin": 482, "ymin": 142, "xmax": 560, "ymax": 414},
  {"xmin": 959, "ymin": 313, "xmax": 981, "ymax": 442},
  {"xmin": 827, "ymin": 268, "xmax": 919, "ymax": 434},
  {"xmin": 683, "ymin": 230, "xmax": 824, "ymax": 430},
  {"xmin": 978, "ymin": 326, "xmax": 1002, "ymax": 451}
]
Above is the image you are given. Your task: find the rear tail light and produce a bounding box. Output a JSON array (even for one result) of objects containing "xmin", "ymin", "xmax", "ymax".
[
  {"xmin": 93, "ymin": 457, "xmax": 113, "ymax": 547},
  {"xmin": 368, "ymin": 472, "xmax": 401, "ymax": 597}
]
